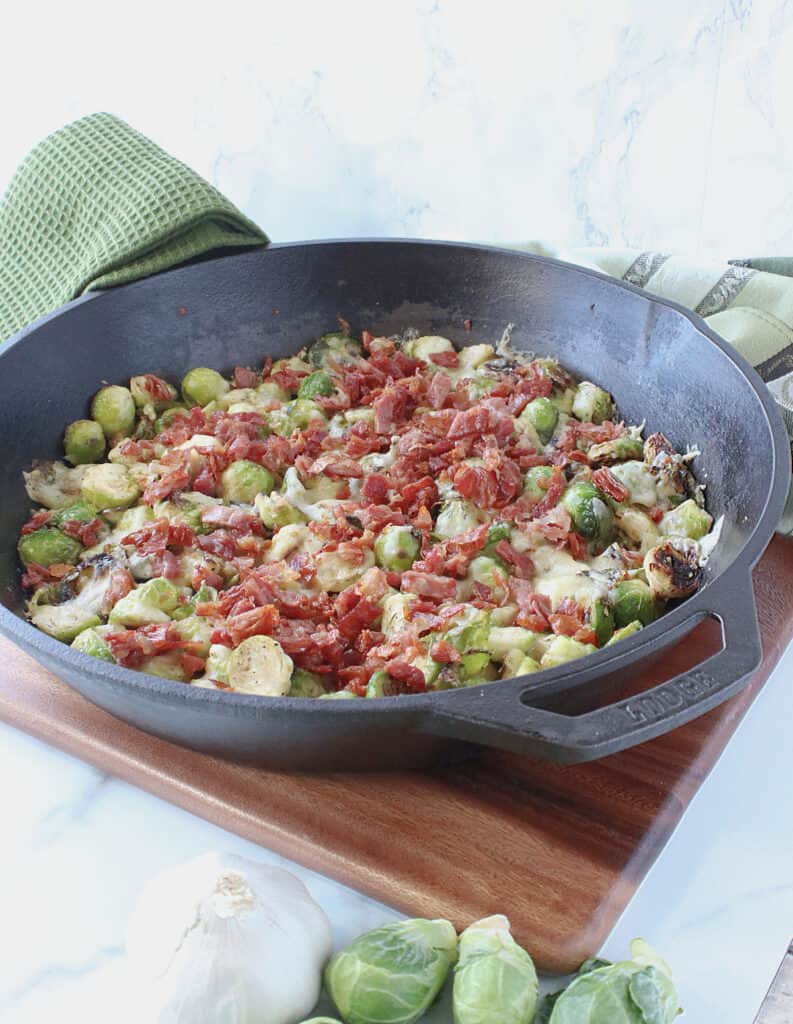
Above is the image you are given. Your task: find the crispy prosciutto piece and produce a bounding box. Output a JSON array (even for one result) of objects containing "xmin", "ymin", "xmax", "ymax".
[{"xmin": 400, "ymin": 571, "xmax": 457, "ymax": 602}]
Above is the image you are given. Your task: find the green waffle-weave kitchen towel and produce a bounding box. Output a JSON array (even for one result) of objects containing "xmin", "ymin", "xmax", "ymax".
[{"xmin": 0, "ymin": 112, "xmax": 267, "ymax": 342}]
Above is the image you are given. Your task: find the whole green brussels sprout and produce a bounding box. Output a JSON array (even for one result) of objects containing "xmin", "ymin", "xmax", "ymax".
[
  {"xmin": 64, "ymin": 419, "xmax": 106, "ymax": 465},
  {"xmin": 298, "ymin": 369, "xmax": 335, "ymax": 400},
  {"xmin": 54, "ymin": 501, "xmax": 98, "ymax": 526},
  {"xmin": 91, "ymin": 385, "xmax": 136, "ymax": 438},
  {"xmin": 220, "ymin": 460, "xmax": 275, "ymax": 504},
  {"xmin": 523, "ymin": 397, "xmax": 558, "ymax": 444},
  {"xmin": 561, "ymin": 482, "xmax": 614, "ymax": 549},
  {"xmin": 549, "ymin": 939, "xmax": 680, "ymax": 1024},
  {"xmin": 374, "ymin": 525, "xmax": 421, "ymax": 571},
  {"xmin": 18, "ymin": 528, "xmax": 82, "ymax": 567},
  {"xmin": 307, "ymin": 331, "xmax": 364, "ymax": 368},
  {"xmin": 324, "ymin": 917, "xmax": 457, "ymax": 1024},
  {"xmin": 613, "ymin": 579, "xmax": 658, "ymax": 628},
  {"xmin": 181, "ymin": 367, "xmax": 230, "ymax": 407},
  {"xmin": 571, "ymin": 381, "xmax": 613, "ymax": 424},
  {"xmin": 453, "ymin": 915, "xmax": 538, "ymax": 1024}
]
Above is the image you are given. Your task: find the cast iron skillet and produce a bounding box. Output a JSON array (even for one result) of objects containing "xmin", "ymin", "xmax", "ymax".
[{"xmin": 0, "ymin": 241, "xmax": 788, "ymax": 770}]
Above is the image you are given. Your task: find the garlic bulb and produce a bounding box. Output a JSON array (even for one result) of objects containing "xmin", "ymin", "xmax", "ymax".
[{"xmin": 126, "ymin": 851, "xmax": 333, "ymax": 1024}]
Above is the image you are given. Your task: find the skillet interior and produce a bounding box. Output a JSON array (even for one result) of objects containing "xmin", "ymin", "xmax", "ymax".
[{"xmin": 0, "ymin": 241, "xmax": 786, "ymax": 769}]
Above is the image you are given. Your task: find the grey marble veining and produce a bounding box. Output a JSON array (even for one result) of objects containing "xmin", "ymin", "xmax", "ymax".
[{"xmin": 1, "ymin": 1, "xmax": 792, "ymax": 256}]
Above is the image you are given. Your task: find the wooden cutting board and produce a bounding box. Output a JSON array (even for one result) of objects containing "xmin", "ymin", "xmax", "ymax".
[{"xmin": 2, "ymin": 536, "xmax": 792, "ymax": 975}]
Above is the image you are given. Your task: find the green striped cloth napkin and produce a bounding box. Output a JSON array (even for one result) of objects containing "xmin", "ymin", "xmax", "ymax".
[
  {"xmin": 515, "ymin": 242, "xmax": 793, "ymax": 441},
  {"xmin": 0, "ymin": 112, "xmax": 267, "ymax": 342}
]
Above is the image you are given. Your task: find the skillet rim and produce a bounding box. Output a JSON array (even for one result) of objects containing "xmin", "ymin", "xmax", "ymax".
[{"xmin": 0, "ymin": 238, "xmax": 788, "ymax": 718}]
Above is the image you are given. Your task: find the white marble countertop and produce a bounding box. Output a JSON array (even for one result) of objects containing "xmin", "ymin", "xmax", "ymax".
[{"xmin": 1, "ymin": 639, "xmax": 792, "ymax": 1023}]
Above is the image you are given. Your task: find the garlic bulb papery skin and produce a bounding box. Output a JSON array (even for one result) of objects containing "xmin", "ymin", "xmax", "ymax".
[{"xmin": 126, "ymin": 851, "xmax": 333, "ymax": 1024}]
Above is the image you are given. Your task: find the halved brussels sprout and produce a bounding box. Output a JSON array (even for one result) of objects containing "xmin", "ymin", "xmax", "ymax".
[
  {"xmin": 198, "ymin": 643, "xmax": 232, "ymax": 686},
  {"xmin": 23, "ymin": 461, "xmax": 87, "ymax": 510},
  {"xmin": 108, "ymin": 577, "xmax": 180, "ymax": 627},
  {"xmin": 374, "ymin": 525, "xmax": 421, "ymax": 571},
  {"xmin": 486, "ymin": 626, "xmax": 538, "ymax": 662},
  {"xmin": 402, "ymin": 335, "xmax": 454, "ymax": 362},
  {"xmin": 268, "ymin": 399, "xmax": 328, "ymax": 436},
  {"xmin": 607, "ymin": 620, "xmax": 643, "ymax": 645},
  {"xmin": 435, "ymin": 498, "xmax": 482, "ymax": 539},
  {"xmin": 172, "ymin": 615, "xmax": 213, "ymax": 657},
  {"xmin": 18, "ymin": 528, "xmax": 82, "ymax": 567},
  {"xmin": 571, "ymin": 381, "xmax": 613, "ymax": 424},
  {"xmin": 324, "ymin": 918, "xmax": 458, "ymax": 1024},
  {"xmin": 587, "ymin": 435, "xmax": 644, "ymax": 464},
  {"xmin": 458, "ymin": 343, "xmax": 495, "ymax": 370},
  {"xmin": 71, "ymin": 628, "xmax": 115, "ymax": 662},
  {"xmin": 314, "ymin": 548, "xmax": 375, "ymax": 593},
  {"xmin": 643, "ymin": 540, "xmax": 703, "ymax": 599},
  {"xmin": 129, "ymin": 374, "xmax": 178, "ymax": 410},
  {"xmin": 540, "ymin": 635, "xmax": 597, "ymax": 669},
  {"xmin": 255, "ymin": 491, "xmax": 307, "ymax": 529},
  {"xmin": 220, "ymin": 460, "xmax": 275, "ymax": 504},
  {"xmin": 522, "ymin": 465, "xmax": 554, "ymax": 504},
  {"xmin": 660, "ymin": 499, "xmax": 712, "ymax": 541},
  {"xmin": 64, "ymin": 419, "xmax": 106, "ymax": 465},
  {"xmin": 54, "ymin": 500, "xmax": 98, "ymax": 526},
  {"xmin": 590, "ymin": 598, "xmax": 614, "ymax": 646},
  {"xmin": 453, "ymin": 915, "xmax": 538, "ymax": 1024},
  {"xmin": 30, "ymin": 600, "xmax": 100, "ymax": 642},
  {"xmin": 91, "ymin": 385, "xmax": 136, "ymax": 438},
  {"xmin": 154, "ymin": 405, "xmax": 189, "ymax": 434},
  {"xmin": 502, "ymin": 650, "xmax": 540, "ymax": 678},
  {"xmin": 81, "ymin": 463, "xmax": 141, "ymax": 510},
  {"xmin": 228, "ymin": 635, "xmax": 293, "ymax": 696},
  {"xmin": 181, "ymin": 367, "xmax": 230, "ymax": 407},
  {"xmin": 289, "ymin": 668, "xmax": 327, "ymax": 698}
]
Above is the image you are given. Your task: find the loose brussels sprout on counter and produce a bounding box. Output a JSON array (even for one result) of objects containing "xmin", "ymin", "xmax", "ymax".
[
  {"xmin": 220, "ymin": 460, "xmax": 275, "ymax": 504},
  {"xmin": 91, "ymin": 385, "xmax": 136, "ymax": 438},
  {"xmin": 324, "ymin": 918, "xmax": 458, "ymax": 1024},
  {"xmin": 63, "ymin": 419, "xmax": 106, "ymax": 465},
  {"xmin": 374, "ymin": 525, "xmax": 421, "ymax": 571},
  {"xmin": 571, "ymin": 381, "xmax": 613, "ymax": 424},
  {"xmin": 181, "ymin": 367, "xmax": 230, "ymax": 407},
  {"xmin": 453, "ymin": 915, "xmax": 538, "ymax": 1024}
]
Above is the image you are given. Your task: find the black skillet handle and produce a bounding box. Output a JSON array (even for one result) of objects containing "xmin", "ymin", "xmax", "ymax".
[{"xmin": 426, "ymin": 575, "xmax": 762, "ymax": 764}]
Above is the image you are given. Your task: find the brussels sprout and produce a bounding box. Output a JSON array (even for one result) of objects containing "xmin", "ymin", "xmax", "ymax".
[
  {"xmin": 289, "ymin": 668, "xmax": 327, "ymax": 698},
  {"xmin": 108, "ymin": 577, "xmax": 180, "ymax": 627},
  {"xmin": 548, "ymin": 938, "xmax": 680, "ymax": 1024},
  {"xmin": 590, "ymin": 598, "xmax": 614, "ymax": 646},
  {"xmin": 523, "ymin": 465, "xmax": 554, "ymax": 503},
  {"xmin": 502, "ymin": 650, "xmax": 540, "ymax": 678},
  {"xmin": 486, "ymin": 521, "xmax": 511, "ymax": 546},
  {"xmin": 140, "ymin": 653, "xmax": 188, "ymax": 681},
  {"xmin": 18, "ymin": 528, "xmax": 82, "ymax": 567},
  {"xmin": 314, "ymin": 548, "xmax": 375, "ymax": 593},
  {"xmin": 486, "ymin": 626, "xmax": 538, "ymax": 662},
  {"xmin": 23, "ymin": 461, "xmax": 87, "ymax": 510},
  {"xmin": 660, "ymin": 499, "xmax": 712, "ymax": 540},
  {"xmin": 81, "ymin": 464, "xmax": 141, "ymax": 510},
  {"xmin": 219, "ymin": 460, "xmax": 275, "ymax": 504},
  {"xmin": 458, "ymin": 343, "xmax": 495, "ymax": 370},
  {"xmin": 365, "ymin": 669, "xmax": 391, "ymax": 698},
  {"xmin": 571, "ymin": 381, "xmax": 613, "ymax": 424},
  {"xmin": 587, "ymin": 435, "xmax": 644, "ymax": 464},
  {"xmin": 540, "ymin": 635, "xmax": 597, "ymax": 669},
  {"xmin": 615, "ymin": 507, "xmax": 661, "ymax": 554},
  {"xmin": 254, "ymin": 492, "xmax": 307, "ymax": 529},
  {"xmin": 381, "ymin": 592, "xmax": 411, "ymax": 637},
  {"xmin": 256, "ymin": 380, "xmax": 291, "ymax": 404},
  {"xmin": 607, "ymin": 620, "xmax": 643, "ymax": 645},
  {"xmin": 181, "ymin": 367, "xmax": 230, "ymax": 407},
  {"xmin": 30, "ymin": 601, "xmax": 101, "ymax": 642},
  {"xmin": 200, "ymin": 643, "xmax": 232, "ymax": 685},
  {"xmin": 435, "ymin": 499, "xmax": 482, "ymax": 539},
  {"xmin": 117, "ymin": 504, "xmax": 155, "ymax": 534},
  {"xmin": 154, "ymin": 405, "xmax": 189, "ymax": 433},
  {"xmin": 549, "ymin": 386, "xmax": 576, "ymax": 414},
  {"xmin": 71, "ymin": 628, "xmax": 115, "ymax": 662},
  {"xmin": 444, "ymin": 607, "xmax": 490, "ymax": 654},
  {"xmin": 172, "ymin": 615, "xmax": 213, "ymax": 656},
  {"xmin": 268, "ymin": 399, "xmax": 328, "ymax": 436},
  {"xmin": 129, "ymin": 374, "xmax": 178, "ymax": 410},
  {"xmin": 523, "ymin": 397, "xmax": 558, "ymax": 444},
  {"xmin": 298, "ymin": 369, "xmax": 335, "ymax": 399},
  {"xmin": 561, "ymin": 482, "xmax": 614, "ymax": 549},
  {"xmin": 643, "ymin": 540, "xmax": 703, "ymax": 599},
  {"xmin": 456, "ymin": 652, "xmax": 499, "ymax": 685},
  {"xmin": 613, "ymin": 579, "xmax": 658, "ymax": 628},
  {"xmin": 63, "ymin": 419, "xmax": 106, "ymax": 465},
  {"xmin": 453, "ymin": 915, "xmax": 538, "ymax": 1024},
  {"xmin": 91, "ymin": 385, "xmax": 136, "ymax": 438},
  {"xmin": 324, "ymin": 918, "xmax": 458, "ymax": 1024},
  {"xmin": 318, "ymin": 689, "xmax": 361, "ymax": 700},
  {"xmin": 228, "ymin": 635, "xmax": 293, "ymax": 696},
  {"xmin": 307, "ymin": 331, "xmax": 364, "ymax": 368},
  {"xmin": 403, "ymin": 335, "xmax": 455, "ymax": 362},
  {"xmin": 54, "ymin": 501, "xmax": 98, "ymax": 526},
  {"xmin": 374, "ymin": 525, "xmax": 421, "ymax": 571},
  {"xmin": 643, "ymin": 431, "xmax": 674, "ymax": 465}
]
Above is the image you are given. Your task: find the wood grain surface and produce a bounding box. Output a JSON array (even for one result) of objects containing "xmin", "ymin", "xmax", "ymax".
[{"xmin": 2, "ymin": 536, "xmax": 792, "ymax": 975}]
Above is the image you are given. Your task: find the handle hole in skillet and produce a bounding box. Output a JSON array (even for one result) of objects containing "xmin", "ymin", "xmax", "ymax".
[{"xmin": 520, "ymin": 616, "xmax": 724, "ymax": 718}]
